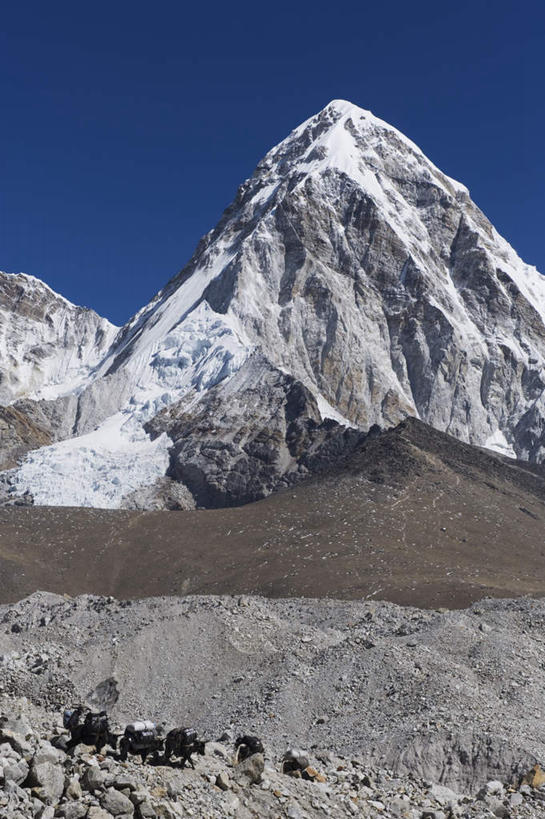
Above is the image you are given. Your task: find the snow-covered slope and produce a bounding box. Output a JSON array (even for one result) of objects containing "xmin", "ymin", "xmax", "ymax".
[
  {"xmin": 0, "ymin": 272, "xmax": 118, "ymax": 404},
  {"xmin": 5, "ymin": 99, "xmax": 545, "ymax": 508}
]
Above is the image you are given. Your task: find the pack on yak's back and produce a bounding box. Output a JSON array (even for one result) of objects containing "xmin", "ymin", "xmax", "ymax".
[
  {"xmin": 63, "ymin": 708, "xmax": 74, "ymax": 729},
  {"xmin": 126, "ymin": 720, "xmax": 157, "ymax": 739}
]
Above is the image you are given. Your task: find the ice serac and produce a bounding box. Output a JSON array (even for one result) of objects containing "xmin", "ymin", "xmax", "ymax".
[
  {"xmin": 4, "ymin": 99, "xmax": 545, "ymax": 508},
  {"xmin": 0, "ymin": 272, "xmax": 119, "ymax": 404}
]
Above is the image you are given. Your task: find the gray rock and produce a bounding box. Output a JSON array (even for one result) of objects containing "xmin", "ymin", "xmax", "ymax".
[
  {"xmin": 0, "ymin": 728, "xmax": 33, "ymax": 757},
  {"xmin": 101, "ymin": 787, "xmax": 135, "ymax": 816},
  {"xmin": 3, "ymin": 757, "xmax": 29, "ymax": 785},
  {"xmin": 88, "ymin": 808, "xmax": 115, "ymax": 819},
  {"xmin": 58, "ymin": 801, "xmax": 89, "ymax": 819},
  {"xmin": 28, "ymin": 760, "xmax": 65, "ymax": 803},
  {"xmin": 33, "ymin": 741, "xmax": 65, "ymax": 766},
  {"xmin": 64, "ymin": 775, "xmax": 83, "ymax": 800},
  {"xmin": 216, "ymin": 771, "xmax": 231, "ymax": 791},
  {"xmin": 234, "ymin": 752, "xmax": 265, "ymax": 786},
  {"xmin": 428, "ymin": 783, "xmax": 462, "ymax": 806},
  {"xmin": 81, "ymin": 765, "xmax": 108, "ymax": 792},
  {"xmin": 136, "ymin": 800, "xmax": 156, "ymax": 818}
]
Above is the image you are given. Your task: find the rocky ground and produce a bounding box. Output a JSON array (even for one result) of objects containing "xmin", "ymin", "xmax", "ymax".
[
  {"xmin": 2, "ymin": 592, "xmax": 545, "ymax": 816},
  {"xmin": 2, "ymin": 702, "xmax": 545, "ymax": 819}
]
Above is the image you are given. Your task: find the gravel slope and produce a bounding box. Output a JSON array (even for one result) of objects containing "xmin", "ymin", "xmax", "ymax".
[
  {"xmin": 2, "ymin": 591, "xmax": 545, "ymax": 796},
  {"xmin": 2, "ymin": 420, "xmax": 545, "ymax": 608}
]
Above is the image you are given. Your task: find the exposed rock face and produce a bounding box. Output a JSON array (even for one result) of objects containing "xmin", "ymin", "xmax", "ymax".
[
  {"xmin": 146, "ymin": 355, "xmax": 367, "ymax": 507},
  {"xmin": 0, "ymin": 405, "xmax": 52, "ymax": 471},
  {"xmin": 3, "ymin": 100, "xmax": 545, "ymax": 507},
  {"xmin": 0, "ymin": 272, "xmax": 118, "ymax": 405}
]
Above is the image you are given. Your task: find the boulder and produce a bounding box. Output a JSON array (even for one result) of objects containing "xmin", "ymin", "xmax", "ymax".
[
  {"xmin": 0, "ymin": 728, "xmax": 33, "ymax": 757},
  {"xmin": 65, "ymin": 775, "xmax": 83, "ymax": 800},
  {"xmin": 33, "ymin": 742, "xmax": 65, "ymax": 766},
  {"xmin": 101, "ymin": 787, "xmax": 135, "ymax": 816},
  {"xmin": 3, "ymin": 757, "xmax": 29, "ymax": 785},
  {"xmin": 88, "ymin": 808, "xmax": 115, "ymax": 819},
  {"xmin": 206, "ymin": 741, "xmax": 230, "ymax": 760},
  {"xmin": 27, "ymin": 760, "xmax": 65, "ymax": 804},
  {"xmin": 81, "ymin": 764, "xmax": 107, "ymax": 792},
  {"xmin": 302, "ymin": 766, "xmax": 327, "ymax": 783},
  {"xmin": 233, "ymin": 752, "xmax": 264, "ymax": 786},
  {"xmin": 216, "ymin": 771, "xmax": 231, "ymax": 791},
  {"xmin": 58, "ymin": 802, "xmax": 89, "ymax": 819},
  {"xmin": 136, "ymin": 800, "xmax": 157, "ymax": 818}
]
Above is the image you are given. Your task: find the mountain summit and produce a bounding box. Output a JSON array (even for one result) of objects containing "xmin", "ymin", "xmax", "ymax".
[{"xmin": 2, "ymin": 100, "xmax": 545, "ymax": 508}]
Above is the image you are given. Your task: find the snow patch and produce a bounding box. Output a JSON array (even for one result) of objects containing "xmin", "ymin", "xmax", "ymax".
[
  {"xmin": 315, "ymin": 393, "xmax": 353, "ymax": 427},
  {"xmin": 484, "ymin": 429, "xmax": 516, "ymax": 459}
]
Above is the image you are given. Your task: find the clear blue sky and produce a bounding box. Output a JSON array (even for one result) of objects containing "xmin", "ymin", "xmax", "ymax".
[{"xmin": 1, "ymin": 0, "xmax": 543, "ymax": 325}]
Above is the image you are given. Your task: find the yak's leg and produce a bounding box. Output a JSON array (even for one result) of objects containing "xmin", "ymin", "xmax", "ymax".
[{"xmin": 119, "ymin": 738, "xmax": 129, "ymax": 762}]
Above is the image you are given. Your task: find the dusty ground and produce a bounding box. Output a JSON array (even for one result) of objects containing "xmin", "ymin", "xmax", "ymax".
[{"xmin": 1, "ymin": 420, "xmax": 545, "ymax": 608}]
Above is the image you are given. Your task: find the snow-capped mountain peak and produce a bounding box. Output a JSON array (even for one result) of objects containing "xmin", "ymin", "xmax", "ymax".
[
  {"xmin": 0, "ymin": 270, "xmax": 119, "ymax": 404},
  {"xmin": 4, "ymin": 100, "xmax": 545, "ymax": 508}
]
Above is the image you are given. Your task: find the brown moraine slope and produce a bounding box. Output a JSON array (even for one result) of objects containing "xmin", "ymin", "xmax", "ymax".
[{"xmin": 1, "ymin": 418, "xmax": 545, "ymax": 608}]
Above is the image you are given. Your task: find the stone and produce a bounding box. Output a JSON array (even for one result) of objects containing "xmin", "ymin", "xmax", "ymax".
[
  {"xmin": 88, "ymin": 809, "xmax": 115, "ymax": 819},
  {"xmin": 65, "ymin": 776, "xmax": 83, "ymax": 800},
  {"xmin": 136, "ymin": 800, "xmax": 156, "ymax": 818},
  {"xmin": 27, "ymin": 760, "xmax": 65, "ymax": 804},
  {"xmin": 0, "ymin": 713, "xmax": 32, "ymax": 737},
  {"xmin": 206, "ymin": 741, "xmax": 230, "ymax": 760},
  {"xmin": 101, "ymin": 787, "xmax": 135, "ymax": 816},
  {"xmin": 113, "ymin": 774, "xmax": 137, "ymax": 791},
  {"xmin": 282, "ymin": 748, "xmax": 310, "ymax": 773},
  {"xmin": 302, "ymin": 766, "xmax": 327, "ymax": 783},
  {"xmin": 81, "ymin": 765, "xmax": 108, "ymax": 792},
  {"xmin": 3, "ymin": 758, "xmax": 29, "ymax": 786},
  {"xmin": 58, "ymin": 802, "xmax": 89, "ymax": 819},
  {"xmin": 33, "ymin": 742, "xmax": 65, "ymax": 766},
  {"xmin": 0, "ymin": 729, "xmax": 33, "ymax": 757},
  {"xmin": 428, "ymin": 783, "xmax": 460, "ymax": 806},
  {"xmin": 130, "ymin": 790, "xmax": 149, "ymax": 806},
  {"xmin": 233, "ymin": 752, "xmax": 265, "ymax": 786},
  {"xmin": 216, "ymin": 771, "xmax": 231, "ymax": 791},
  {"xmin": 477, "ymin": 780, "xmax": 504, "ymax": 798}
]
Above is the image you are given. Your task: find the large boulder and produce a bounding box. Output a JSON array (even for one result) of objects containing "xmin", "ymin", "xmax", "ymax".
[
  {"xmin": 81, "ymin": 764, "xmax": 107, "ymax": 792},
  {"xmin": 2, "ymin": 757, "xmax": 29, "ymax": 785},
  {"xmin": 27, "ymin": 759, "xmax": 65, "ymax": 804},
  {"xmin": 233, "ymin": 752, "xmax": 264, "ymax": 786},
  {"xmin": 101, "ymin": 786, "xmax": 135, "ymax": 816}
]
